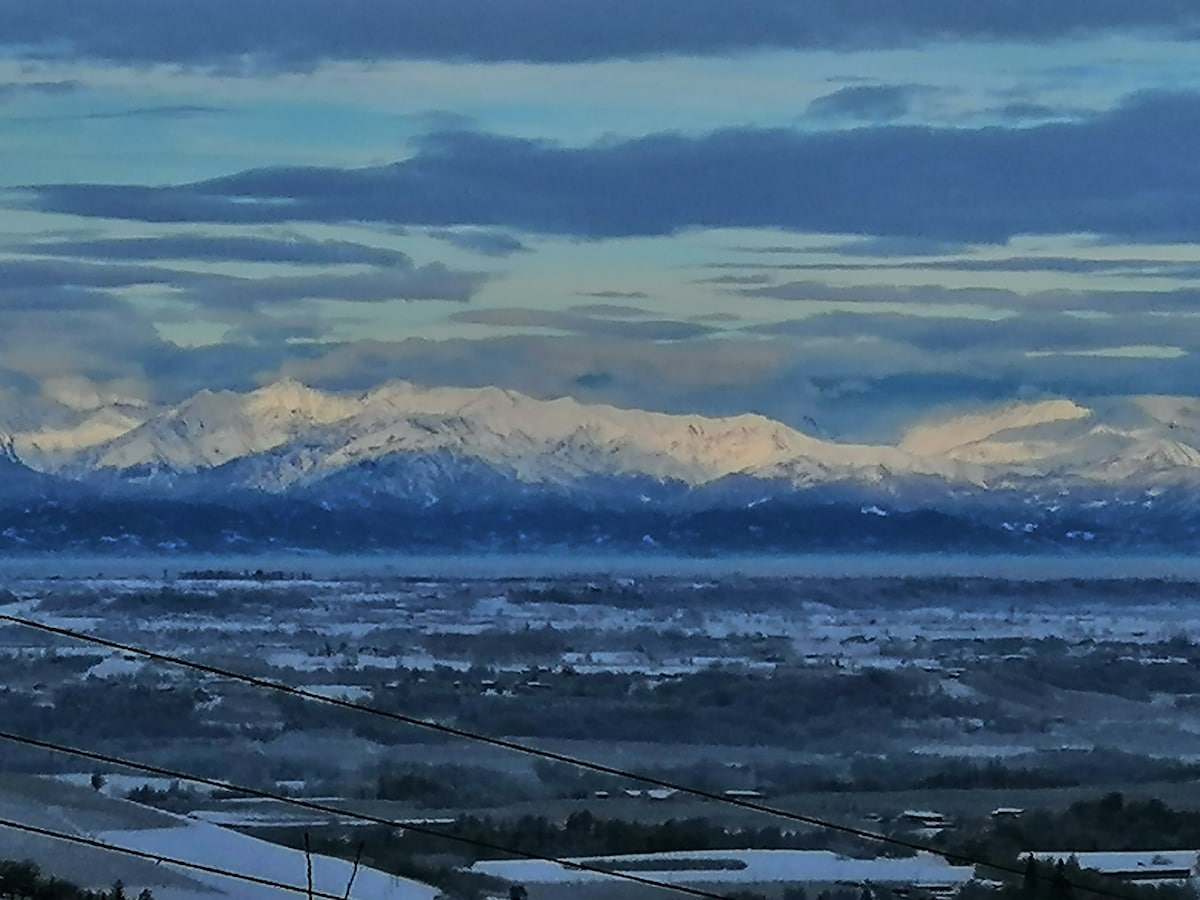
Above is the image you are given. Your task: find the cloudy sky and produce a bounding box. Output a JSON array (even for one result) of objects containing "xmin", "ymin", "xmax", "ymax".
[{"xmin": 2, "ymin": 1, "xmax": 1199, "ymax": 439}]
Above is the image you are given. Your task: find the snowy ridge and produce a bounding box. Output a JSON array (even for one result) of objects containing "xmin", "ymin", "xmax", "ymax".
[
  {"xmin": 55, "ymin": 379, "xmax": 930, "ymax": 492},
  {"xmin": 14, "ymin": 381, "xmax": 1200, "ymax": 496},
  {"xmin": 14, "ymin": 406, "xmax": 147, "ymax": 466},
  {"xmin": 899, "ymin": 399, "xmax": 1092, "ymax": 463},
  {"xmin": 82, "ymin": 380, "xmax": 358, "ymax": 474}
]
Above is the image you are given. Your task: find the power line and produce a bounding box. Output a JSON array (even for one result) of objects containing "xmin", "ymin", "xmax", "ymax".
[
  {"xmin": 0, "ymin": 815, "xmax": 351, "ymax": 900},
  {"xmin": 0, "ymin": 737, "xmax": 1145, "ymax": 900},
  {"xmin": 0, "ymin": 613, "xmax": 1143, "ymax": 900},
  {"xmin": 2, "ymin": 611, "xmax": 948, "ymax": 855},
  {"xmin": 0, "ymin": 729, "xmax": 740, "ymax": 900}
]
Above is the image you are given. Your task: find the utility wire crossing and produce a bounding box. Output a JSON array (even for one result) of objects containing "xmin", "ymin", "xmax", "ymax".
[
  {"xmin": 0, "ymin": 729, "xmax": 738, "ymax": 900},
  {"xmin": 0, "ymin": 612, "xmax": 1147, "ymax": 900},
  {"xmin": 0, "ymin": 815, "xmax": 350, "ymax": 900},
  {"xmin": 1, "ymin": 612, "xmax": 969, "ymax": 860}
]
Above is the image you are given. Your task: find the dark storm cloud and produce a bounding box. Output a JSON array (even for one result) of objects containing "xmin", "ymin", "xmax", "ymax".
[
  {"xmin": 0, "ymin": 0, "xmax": 1196, "ymax": 68},
  {"xmin": 17, "ymin": 234, "xmax": 411, "ymax": 266},
  {"xmin": 427, "ymin": 228, "xmax": 529, "ymax": 257},
  {"xmin": 25, "ymin": 92, "xmax": 1200, "ymax": 243},
  {"xmin": 806, "ymin": 85, "xmax": 924, "ymax": 121}
]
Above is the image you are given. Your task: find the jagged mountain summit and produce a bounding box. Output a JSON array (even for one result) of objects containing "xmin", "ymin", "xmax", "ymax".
[
  {"xmin": 4, "ymin": 381, "xmax": 1200, "ymax": 554},
  {"xmin": 7, "ymin": 379, "xmax": 1200, "ymax": 494},
  {"xmin": 899, "ymin": 395, "xmax": 1200, "ymax": 484},
  {"xmin": 25, "ymin": 379, "xmax": 926, "ymax": 492}
]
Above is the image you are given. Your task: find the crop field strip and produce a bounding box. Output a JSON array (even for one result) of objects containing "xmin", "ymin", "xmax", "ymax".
[{"xmin": 0, "ymin": 612, "xmax": 1146, "ymax": 900}]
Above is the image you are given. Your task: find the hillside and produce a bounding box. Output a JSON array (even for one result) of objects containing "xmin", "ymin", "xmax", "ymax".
[{"xmin": 0, "ymin": 774, "xmax": 436, "ymax": 900}]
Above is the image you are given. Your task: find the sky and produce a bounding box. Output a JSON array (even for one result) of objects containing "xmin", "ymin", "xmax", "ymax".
[{"xmin": 2, "ymin": 0, "xmax": 1200, "ymax": 440}]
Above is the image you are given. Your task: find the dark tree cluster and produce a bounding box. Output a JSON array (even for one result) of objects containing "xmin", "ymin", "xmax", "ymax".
[
  {"xmin": 0, "ymin": 862, "xmax": 152, "ymax": 900},
  {"xmin": 945, "ymin": 793, "xmax": 1200, "ymax": 863},
  {"xmin": 958, "ymin": 856, "xmax": 1196, "ymax": 900}
]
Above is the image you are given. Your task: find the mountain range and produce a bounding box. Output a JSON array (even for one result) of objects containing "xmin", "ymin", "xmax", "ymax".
[{"xmin": 3, "ymin": 380, "xmax": 1200, "ymax": 554}]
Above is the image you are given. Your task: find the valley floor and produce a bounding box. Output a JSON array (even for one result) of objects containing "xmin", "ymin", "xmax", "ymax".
[{"xmin": 2, "ymin": 562, "xmax": 1198, "ymax": 898}]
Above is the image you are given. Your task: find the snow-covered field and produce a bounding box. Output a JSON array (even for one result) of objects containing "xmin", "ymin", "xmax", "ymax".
[
  {"xmin": 472, "ymin": 849, "xmax": 976, "ymax": 887},
  {"xmin": 98, "ymin": 819, "xmax": 437, "ymax": 900},
  {"xmin": 0, "ymin": 776, "xmax": 437, "ymax": 900}
]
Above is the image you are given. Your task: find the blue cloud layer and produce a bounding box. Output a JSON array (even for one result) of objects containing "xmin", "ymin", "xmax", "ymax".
[
  {"xmin": 15, "ymin": 234, "xmax": 411, "ymax": 266},
  {"xmin": 24, "ymin": 92, "xmax": 1200, "ymax": 243},
  {"xmin": 0, "ymin": 253, "xmax": 488, "ymax": 309},
  {"xmin": 1, "ymin": 0, "xmax": 1196, "ymax": 67}
]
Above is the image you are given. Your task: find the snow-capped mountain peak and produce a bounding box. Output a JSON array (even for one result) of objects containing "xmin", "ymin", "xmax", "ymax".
[
  {"xmin": 50, "ymin": 380, "xmax": 913, "ymax": 491},
  {"xmin": 245, "ymin": 378, "xmax": 358, "ymax": 424},
  {"xmin": 81, "ymin": 381, "xmax": 356, "ymax": 474},
  {"xmin": 898, "ymin": 399, "xmax": 1091, "ymax": 459},
  {"xmin": 12, "ymin": 381, "xmax": 1200, "ymax": 500},
  {"xmin": 10, "ymin": 382, "xmax": 1200, "ymax": 555}
]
